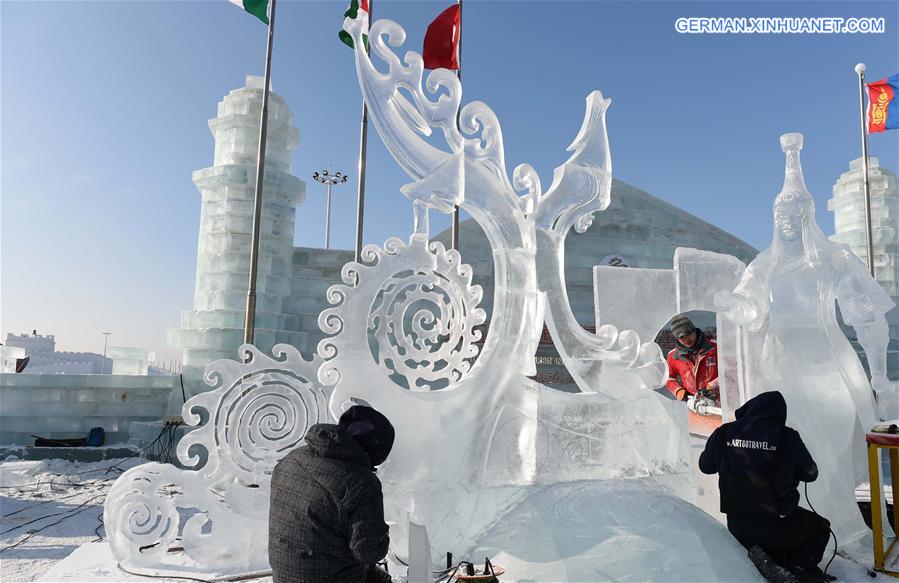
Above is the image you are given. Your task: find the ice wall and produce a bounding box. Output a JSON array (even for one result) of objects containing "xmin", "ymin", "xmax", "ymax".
[{"xmin": 0, "ymin": 374, "xmax": 175, "ymax": 444}]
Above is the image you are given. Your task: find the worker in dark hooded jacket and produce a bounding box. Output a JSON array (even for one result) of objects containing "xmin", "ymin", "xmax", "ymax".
[
  {"xmin": 699, "ymin": 391, "xmax": 831, "ymax": 583},
  {"xmin": 269, "ymin": 405, "xmax": 395, "ymax": 583}
]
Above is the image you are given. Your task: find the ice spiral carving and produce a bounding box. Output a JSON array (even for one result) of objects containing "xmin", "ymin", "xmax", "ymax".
[
  {"xmin": 367, "ymin": 241, "xmax": 484, "ymax": 390},
  {"xmin": 104, "ymin": 345, "xmax": 331, "ymax": 574},
  {"xmin": 319, "ymin": 237, "xmax": 485, "ymax": 394},
  {"xmin": 104, "ymin": 463, "xmax": 180, "ymax": 565},
  {"xmin": 179, "ymin": 352, "xmax": 327, "ymax": 483}
]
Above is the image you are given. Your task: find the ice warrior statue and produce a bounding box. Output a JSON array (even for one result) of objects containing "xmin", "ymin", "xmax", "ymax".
[{"xmin": 715, "ymin": 132, "xmax": 896, "ymax": 544}]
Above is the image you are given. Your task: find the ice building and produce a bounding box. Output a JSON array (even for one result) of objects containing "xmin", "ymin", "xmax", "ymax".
[
  {"xmin": 829, "ymin": 157, "xmax": 899, "ymax": 380},
  {"xmin": 4, "ymin": 331, "xmax": 112, "ymax": 374},
  {"xmin": 1, "ymin": 331, "xmax": 177, "ymax": 445},
  {"xmin": 169, "ymin": 76, "xmax": 307, "ymax": 389}
]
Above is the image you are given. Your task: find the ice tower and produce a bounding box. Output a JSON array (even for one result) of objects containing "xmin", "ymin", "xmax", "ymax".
[
  {"xmin": 169, "ymin": 76, "xmax": 306, "ymax": 391},
  {"xmin": 829, "ymin": 157, "xmax": 899, "ymax": 379}
]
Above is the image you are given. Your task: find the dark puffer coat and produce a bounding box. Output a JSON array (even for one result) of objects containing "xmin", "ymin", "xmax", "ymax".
[{"xmin": 269, "ymin": 423, "xmax": 390, "ymax": 583}]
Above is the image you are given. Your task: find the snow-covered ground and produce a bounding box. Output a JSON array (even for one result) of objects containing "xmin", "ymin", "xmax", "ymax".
[
  {"xmin": 0, "ymin": 455, "xmax": 893, "ymax": 582},
  {"xmin": 0, "ymin": 457, "xmax": 146, "ymax": 582}
]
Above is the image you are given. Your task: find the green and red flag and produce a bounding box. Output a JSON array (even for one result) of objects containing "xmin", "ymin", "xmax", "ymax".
[
  {"xmin": 228, "ymin": 0, "xmax": 269, "ymax": 24},
  {"xmin": 423, "ymin": 4, "xmax": 461, "ymax": 70},
  {"xmin": 339, "ymin": 0, "xmax": 369, "ymax": 49},
  {"xmin": 866, "ymin": 74, "xmax": 899, "ymax": 133}
]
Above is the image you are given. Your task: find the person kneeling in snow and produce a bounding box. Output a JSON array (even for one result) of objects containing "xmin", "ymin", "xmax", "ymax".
[
  {"xmin": 269, "ymin": 405, "xmax": 395, "ymax": 583},
  {"xmin": 699, "ymin": 391, "xmax": 832, "ymax": 583}
]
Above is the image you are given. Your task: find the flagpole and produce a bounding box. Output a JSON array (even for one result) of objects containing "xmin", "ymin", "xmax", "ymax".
[
  {"xmin": 450, "ymin": 0, "xmax": 463, "ymax": 251},
  {"xmin": 244, "ymin": 0, "xmax": 277, "ymax": 345},
  {"xmin": 354, "ymin": 0, "xmax": 373, "ymax": 264},
  {"xmin": 855, "ymin": 63, "xmax": 875, "ymax": 278}
]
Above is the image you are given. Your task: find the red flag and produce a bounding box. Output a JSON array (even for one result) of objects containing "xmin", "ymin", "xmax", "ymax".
[{"xmin": 423, "ymin": 4, "xmax": 460, "ymax": 70}]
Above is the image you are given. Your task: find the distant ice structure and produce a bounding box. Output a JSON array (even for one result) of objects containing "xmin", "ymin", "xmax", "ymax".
[
  {"xmin": 107, "ymin": 347, "xmax": 149, "ymax": 376},
  {"xmin": 168, "ymin": 75, "xmax": 306, "ymax": 392},
  {"xmin": 829, "ymin": 157, "xmax": 899, "ymax": 380},
  {"xmin": 716, "ymin": 133, "xmax": 897, "ymax": 544},
  {"xmin": 4, "ymin": 331, "xmax": 112, "ymax": 374},
  {"xmin": 104, "ymin": 14, "xmax": 760, "ymax": 581}
]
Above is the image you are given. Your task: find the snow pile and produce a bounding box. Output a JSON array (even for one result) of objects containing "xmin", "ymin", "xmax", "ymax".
[{"xmin": 0, "ymin": 461, "xmax": 49, "ymax": 488}]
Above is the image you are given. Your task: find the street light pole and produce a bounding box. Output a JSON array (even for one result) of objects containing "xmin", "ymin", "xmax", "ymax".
[{"xmin": 313, "ymin": 169, "xmax": 349, "ymax": 249}]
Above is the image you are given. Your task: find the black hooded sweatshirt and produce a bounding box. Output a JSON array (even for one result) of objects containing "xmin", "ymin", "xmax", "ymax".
[{"xmin": 699, "ymin": 391, "xmax": 818, "ymax": 516}]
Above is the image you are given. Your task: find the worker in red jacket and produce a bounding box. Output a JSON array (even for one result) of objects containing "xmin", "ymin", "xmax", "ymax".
[{"xmin": 666, "ymin": 314, "xmax": 719, "ymax": 402}]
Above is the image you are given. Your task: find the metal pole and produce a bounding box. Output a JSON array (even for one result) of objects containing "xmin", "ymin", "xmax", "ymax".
[
  {"xmin": 354, "ymin": 0, "xmax": 373, "ymax": 264},
  {"xmin": 244, "ymin": 0, "xmax": 277, "ymax": 345},
  {"xmin": 855, "ymin": 63, "xmax": 876, "ymax": 278},
  {"xmin": 450, "ymin": 0, "xmax": 463, "ymax": 251},
  {"xmin": 325, "ymin": 182, "xmax": 333, "ymax": 249},
  {"xmin": 314, "ymin": 169, "xmax": 348, "ymax": 251}
]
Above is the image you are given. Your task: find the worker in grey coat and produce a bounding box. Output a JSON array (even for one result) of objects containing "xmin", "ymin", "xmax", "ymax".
[{"xmin": 269, "ymin": 405, "xmax": 395, "ymax": 583}]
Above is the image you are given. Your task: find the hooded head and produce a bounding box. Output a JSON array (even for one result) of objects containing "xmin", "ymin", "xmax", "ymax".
[
  {"xmin": 338, "ymin": 405, "xmax": 396, "ymax": 467},
  {"xmin": 734, "ymin": 390, "xmax": 787, "ymax": 425}
]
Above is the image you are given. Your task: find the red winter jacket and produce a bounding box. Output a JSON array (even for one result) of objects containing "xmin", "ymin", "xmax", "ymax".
[{"xmin": 666, "ymin": 337, "xmax": 718, "ymax": 401}]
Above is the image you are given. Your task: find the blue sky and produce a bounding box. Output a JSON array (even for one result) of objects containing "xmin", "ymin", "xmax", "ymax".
[{"xmin": 2, "ymin": 0, "xmax": 897, "ymax": 362}]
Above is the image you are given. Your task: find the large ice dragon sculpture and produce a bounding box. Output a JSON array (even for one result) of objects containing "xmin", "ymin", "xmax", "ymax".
[{"xmin": 102, "ymin": 13, "xmax": 692, "ymax": 577}]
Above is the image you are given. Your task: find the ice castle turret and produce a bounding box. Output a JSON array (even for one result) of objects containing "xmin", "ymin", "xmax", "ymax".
[
  {"xmin": 169, "ymin": 75, "xmax": 306, "ymax": 391},
  {"xmin": 829, "ymin": 157, "xmax": 899, "ymax": 378}
]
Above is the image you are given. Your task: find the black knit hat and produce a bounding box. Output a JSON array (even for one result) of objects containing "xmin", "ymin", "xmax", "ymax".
[
  {"xmin": 670, "ymin": 314, "xmax": 696, "ymax": 339},
  {"xmin": 338, "ymin": 405, "xmax": 395, "ymax": 467}
]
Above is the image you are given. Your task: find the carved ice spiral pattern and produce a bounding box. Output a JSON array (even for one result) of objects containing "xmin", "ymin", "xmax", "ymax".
[
  {"xmin": 104, "ymin": 464, "xmax": 180, "ymax": 565},
  {"xmin": 212, "ymin": 368, "xmax": 326, "ymax": 481},
  {"xmin": 360, "ymin": 244, "xmax": 485, "ymax": 392}
]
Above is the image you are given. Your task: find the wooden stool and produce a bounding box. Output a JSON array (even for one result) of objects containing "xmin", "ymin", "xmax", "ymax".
[{"xmin": 866, "ymin": 431, "xmax": 899, "ymax": 575}]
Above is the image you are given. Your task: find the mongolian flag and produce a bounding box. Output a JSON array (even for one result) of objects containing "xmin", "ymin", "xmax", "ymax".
[
  {"xmin": 423, "ymin": 4, "xmax": 461, "ymax": 70},
  {"xmin": 866, "ymin": 74, "xmax": 899, "ymax": 133}
]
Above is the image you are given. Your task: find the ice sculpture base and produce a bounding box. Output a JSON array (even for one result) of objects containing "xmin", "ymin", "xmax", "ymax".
[
  {"xmin": 467, "ymin": 479, "xmax": 764, "ymax": 582},
  {"xmin": 38, "ymin": 542, "xmax": 271, "ymax": 582}
]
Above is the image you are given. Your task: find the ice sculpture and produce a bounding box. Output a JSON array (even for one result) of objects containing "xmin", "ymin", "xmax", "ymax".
[
  {"xmin": 594, "ymin": 247, "xmax": 756, "ymax": 421},
  {"xmin": 330, "ymin": 12, "xmax": 696, "ymax": 560},
  {"xmin": 104, "ymin": 346, "xmax": 330, "ymax": 574},
  {"xmin": 104, "ymin": 12, "xmax": 749, "ymax": 579},
  {"xmin": 715, "ymin": 133, "xmax": 897, "ymax": 544}
]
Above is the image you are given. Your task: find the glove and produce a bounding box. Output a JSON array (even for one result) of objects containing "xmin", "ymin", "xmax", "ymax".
[
  {"xmin": 365, "ymin": 564, "xmax": 393, "ymax": 583},
  {"xmin": 698, "ymin": 385, "xmax": 719, "ymax": 401}
]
